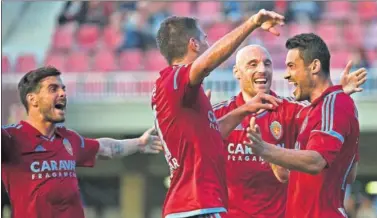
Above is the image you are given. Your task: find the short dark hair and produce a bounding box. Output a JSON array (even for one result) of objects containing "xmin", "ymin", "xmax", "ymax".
[
  {"xmin": 156, "ymin": 16, "xmax": 201, "ymax": 65},
  {"xmin": 285, "ymin": 33, "xmax": 331, "ymax": 76},
  {"xmin": 18, "ymin": 66, "xmax": 61, "ymax": 112}
]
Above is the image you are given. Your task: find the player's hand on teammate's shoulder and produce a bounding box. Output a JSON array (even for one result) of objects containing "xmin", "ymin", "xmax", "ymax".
[
  {"xmin": 138, "ymin": 127, "xmax": 163, "ymax": 154},
  {"xmin": 243, "ymin": 92, "xmax": 282, "ymax": 113},
  {"xmin": 340, "ymin": 60, "xmax": 367, "ymax": 95},
  {"xmin": 250, "ymin": 9, "xmax": 285, "ymax": 36}
]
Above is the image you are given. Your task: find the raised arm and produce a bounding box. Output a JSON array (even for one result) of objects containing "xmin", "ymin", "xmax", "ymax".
[
  {"xmin": 340, "ymin": 60, "xmax": 367, "ymax": 95},
  {"xmin": 96, "ymin": 128, "xmax": 163, "ymax": 159},
  {"xmin": 189, "ymin": 9, "xmax": 285, "ymax": 85}
]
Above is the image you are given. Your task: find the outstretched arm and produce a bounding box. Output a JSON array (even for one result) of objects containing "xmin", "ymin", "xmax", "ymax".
[
  {"xmin": 189, "ymin": 9, "xmax": 285, "ymax": 86},
  {"xmin": 217, "ymin": 92, "xmax": 282, "ymax": 139},
  {"xmin": 96, "ymin": 128, "xmax": 163, "ymax": 159}
]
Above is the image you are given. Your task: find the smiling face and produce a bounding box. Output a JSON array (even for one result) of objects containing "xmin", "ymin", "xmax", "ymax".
[
  {"xmin": 28, "ymin": 76, "xmax": 67, "ymax": 123},
  {"xmin": 284, "ymin": 48, "xmax": 313, "ymax": 101},
  {"xmin": 234, "ymin": 45, "xmax": 273, "ymax": 97}
]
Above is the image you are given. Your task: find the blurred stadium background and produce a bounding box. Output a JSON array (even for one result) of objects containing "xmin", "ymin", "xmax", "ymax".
[{"xmin": 1, "ymin": 1, "xmax": 377, "ymax": 218}]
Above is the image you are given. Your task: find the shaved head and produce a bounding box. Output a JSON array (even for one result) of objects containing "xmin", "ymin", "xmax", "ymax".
[
  {"xmin": 233, "ymin": 44, "xmax": 273, "ymax": 98},
  {"xmin": 236, "ymin": 45, "xmax": 272, "ymax": 67}
]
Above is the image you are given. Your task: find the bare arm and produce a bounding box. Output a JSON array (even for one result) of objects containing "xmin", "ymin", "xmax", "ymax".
[
  {"xmin": 96, "ymin": 128, "xmax": 163, "ymax": 159},
  {"xmin": 189, "ymin": 9, "xmax": 284, "ymax": 85},
  {"xmin": 347, "ymin": 162, "xmax": 358, "ymax": 184},
  {"xmin": 251, "ymin": 143, "xmax": 327, "ymax": 175},
  {"xmin": 218, "ymin": 92, "xmax": 281, "ymax": 138}
]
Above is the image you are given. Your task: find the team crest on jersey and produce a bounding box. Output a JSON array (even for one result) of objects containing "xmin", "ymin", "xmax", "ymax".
[
  {"xmin": 63, "ymin": 138, "xmax": 73, "ymax": 156},
  {"xmin": 270, "ymin": 121, "xmax": 283, "ymax": 140}
]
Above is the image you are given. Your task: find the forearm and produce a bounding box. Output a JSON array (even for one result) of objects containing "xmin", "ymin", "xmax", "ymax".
[
  {"xmin": 191, "ymin": 19, "xmax": 258, "ymax": 82},
  {"xmin": 218, "ymin": 106, "xmax": 249, "ymax": 139},
  {"xmin": 260, "ymin": 143, "xmax": 326, "ymax": 175},
  {"xmin": 271, "ymin": 164, "xmax": 289, "ymax": 183},
  {"xmin": 96, "ymin": 138, "xmax": 142, "ymax": 159}
]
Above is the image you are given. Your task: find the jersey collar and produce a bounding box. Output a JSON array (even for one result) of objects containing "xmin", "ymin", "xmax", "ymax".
[
  {"xmin": 235, "ymin": 90, "xmax": 278, "ymax": 108},
  {"xmin": 311, "ymin": 85, "xmax": 343, "ymax": 106},
  {"xmin": 19, "ymin": 120, "xmax": 64, "ymax": 140}
]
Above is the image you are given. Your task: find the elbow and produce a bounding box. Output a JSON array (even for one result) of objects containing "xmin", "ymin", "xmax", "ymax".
[{"xmin": 306, "ymin": 162, "xmax": 326, "ymax": 175}]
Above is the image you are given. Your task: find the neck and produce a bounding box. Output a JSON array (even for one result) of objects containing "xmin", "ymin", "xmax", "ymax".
[
  {"xmin": 25, "ymin": 114, "xmax": 56, "ymax": 138},
  {"xmin": 309, "ymin": 77, "xmax": 333, "ymax": 102},
  {"xmin": 171, "ymin": 53, "xmax": 197, "ymax": 66}
]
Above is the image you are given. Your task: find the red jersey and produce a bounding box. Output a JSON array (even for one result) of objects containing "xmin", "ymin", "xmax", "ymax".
[
  {"xmin": 1, "ymin": 121, "xmax": 100, "ymax": 218},
  {"xmin": 286, "ymin": 85, "xmax": 360, "ymax": 218},
  {"xmin": 151, "ymin": 64, "xmax": 228, "ymax": 218},
  {"xmin": 213, "ymin": 91, "xmax": 308, "ymax": 218}
]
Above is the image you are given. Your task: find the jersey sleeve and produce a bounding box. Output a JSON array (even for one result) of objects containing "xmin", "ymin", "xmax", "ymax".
[
  {"xmin": 1, "ymin": 128, "xmax": 13, "ymax": 163},
  {"xmin": 69, "ymin": 130, "xmax": 100, "ymax": 167},
  {"xmin": 306, "ymin": 98, "xmax": 352, "ymax": 167},
  {"xmin": 170, "ymin": 64, "xmax": 202, "ymax": 105}
]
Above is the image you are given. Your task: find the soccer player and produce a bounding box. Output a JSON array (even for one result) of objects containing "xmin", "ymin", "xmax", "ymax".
[
  {"xmin": 212, "ymin": 44, "xmax": 366, "ymax": 218},
  {"xmin": 246, "ymin": 33, "xmax": 361, "ymax": 218},
  {"xmin": 1, "ymin": 66, "xmax": 163, "ymax": 218},
  {"xmin": 152, "ymin": 9, "xmax": 285, "ymax": 218}
]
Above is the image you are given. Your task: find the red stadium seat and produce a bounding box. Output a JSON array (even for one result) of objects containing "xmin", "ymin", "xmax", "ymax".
[
  {"xmin": 323, "ymin": 1, "xmax": 353, "ymax": 20},
  {"xmin": 102, "ymin": 26, "xmax": 123, "ymax": 50},
  {"xmin": 44, "ymin": 53, "xmax": 66, "ymax": 72},
  {"xmin": 119, "ymin": 49, "xmax": 143, "ymax": 71},
  {"xmin": 288, "ymin": 24, "xmax": 312, "ymax": 36},
  {"xmin": 207, "ymin": 23, "xmax": 232, "ymax": 44},
  {"xmin": 66, "ymin": 52, "xmax": 90, "ymax": 72},
  {"xmin": 77, "ymin": 25, "xmax": 100, "ymax": 51},
  {"xmin": 343, "ymin": 23, "xmax": 365, "ymax": 47},
  {"xmin": 2, "ymin": 56, "xmax": 11, "ymax": 73},
  {"xmin": 357, "ymin": 1, "xmax": 377, "ymax": 21},
  {"xmin": 197, "ymin": 2, "xmax": 222, "ymax": 22},
  {"xmin": 144, "ymin": 49, "xmax": 167, "ymax": 71},
  {"xmin": 51, "ymin": 26, "xmax": 75, "ymax": 52},
  {"xmin": 15, "ymin": 54, "xmax": 37, "ymax": 73},
  {"xmin": 331, "ymin": 50, "xmax": 350, "ymax": 69},
  {"xmin": 170, "ymin": 2, "xmax": 192, "ymax": 16},
  {"xmin": 93, "ymin": 50, "xmax": 118, "ymax": 72},
  {"xmin": 315, "ymin": 23, "xmax": 341, "ymax": 50}
]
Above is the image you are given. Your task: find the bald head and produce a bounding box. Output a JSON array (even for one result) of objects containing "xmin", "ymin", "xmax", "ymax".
[
  {"xmin": 235, "ymin": 45, "xmax": 272, "ymax": 67},
  {"xmin": 233, "ymin": 44, "xmax": 273, "ymax": 98}
]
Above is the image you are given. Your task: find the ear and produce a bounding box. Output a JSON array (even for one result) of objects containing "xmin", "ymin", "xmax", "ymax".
[
  {"xmin": 27, "ymin": 93, "xmax": 38, "ymax": 108},
  {"xmin": 310, "ymin": 59, "xmax": 321, "ymax": 75},
  {"xmin": 233, "ymin": 65, "xmax": 241, "ymax": 80},
  {"xmin": 188, "ymin": 37, "xmax": 200, "ymax": 53}
]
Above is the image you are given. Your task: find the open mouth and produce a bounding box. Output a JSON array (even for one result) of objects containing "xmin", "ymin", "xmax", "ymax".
[
  {"xmin": 54, "ymin": 102, "xmax": 66, "ymax": 111},
  {"xmin": 289, "ymin": 81, "xmax": 298, "ymax": 87},
  {"xmin": 254, "ymin": 78, "xmax": 268, "ymax": 85}
]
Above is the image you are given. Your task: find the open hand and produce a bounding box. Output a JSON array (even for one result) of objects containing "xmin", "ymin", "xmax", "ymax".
[
  {"xmin": 340, "ymin": 60, "xmax": 367, "ymax": 95},
  {"xmin": 251, "ymin": 9, "xmax": 285, "ymax": 36},
  {"xmin": 139, "ymin": 127, "xmax": 163, "ymax": 154}
]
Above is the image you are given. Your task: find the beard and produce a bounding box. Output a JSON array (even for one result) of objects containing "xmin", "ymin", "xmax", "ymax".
[{"xmin": 40, "ymin": 107, "xmax": 65, "ymax": 124}]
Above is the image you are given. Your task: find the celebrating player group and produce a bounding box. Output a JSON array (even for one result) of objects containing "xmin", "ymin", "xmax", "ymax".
[
  {"xmin": 152, "ymin": 9, "xmax": 366, "ymax": 218},
  {"xmin": 2, "ymin": 8, "xmax": 367, "ymax": 218}
]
